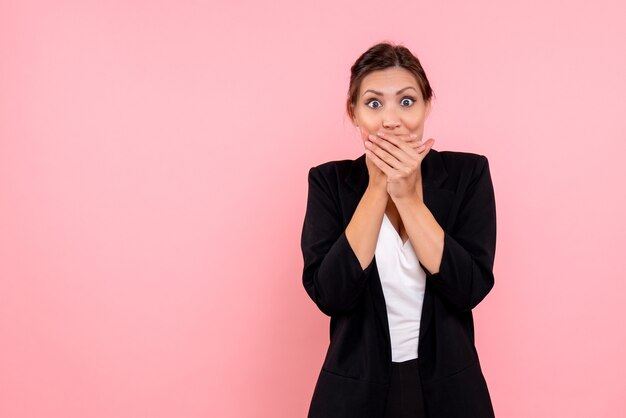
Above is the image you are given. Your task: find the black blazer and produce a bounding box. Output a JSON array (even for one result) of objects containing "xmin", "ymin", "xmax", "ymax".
[{"xmin": 300, "ymin": 148, "xmax": 497, "ymax": 418}]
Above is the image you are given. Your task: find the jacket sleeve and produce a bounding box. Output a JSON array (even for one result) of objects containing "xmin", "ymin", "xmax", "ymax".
[
  {"xmin": 300, "ymin": 166, "xmax": 376, "ymax": 316},
  {"xmin": 419, "ymin": 155, "xmax": 497, "ymax": 312}
]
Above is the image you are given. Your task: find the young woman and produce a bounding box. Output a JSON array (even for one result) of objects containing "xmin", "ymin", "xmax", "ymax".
[{"xmin": 300, "ymin": 42, "xmax": 497, "ymax": 418}]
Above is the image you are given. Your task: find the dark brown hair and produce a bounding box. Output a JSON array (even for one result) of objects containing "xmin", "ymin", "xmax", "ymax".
[{"xmin": 346, "ymin": 42, "xmax": 434, "ymax": 121}]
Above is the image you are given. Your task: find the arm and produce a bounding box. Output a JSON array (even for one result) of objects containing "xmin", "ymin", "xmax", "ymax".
[
  {"xmin": 345, "ymin": 184, "xmax": 388, "ymax": 270},
  {"xmin": 300, "ymin": 166, "xmax": 387, "ymax": 316},
  {"xmin": 393, "ymin": 188, "xmax": 445, "ymax": 276},
  {"xmin": 400, "ymin": 155, "xmax": 497, "ymax": 312}
]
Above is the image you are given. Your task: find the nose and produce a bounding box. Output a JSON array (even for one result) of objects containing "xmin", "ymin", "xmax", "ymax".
[{"xmin": 381, "ymin": 109, "xmax": 401, "ymax": 130}]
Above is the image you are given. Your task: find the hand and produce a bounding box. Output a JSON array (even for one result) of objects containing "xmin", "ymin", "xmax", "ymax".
[
  {"xmin": 361, "ymin": 128, "xmax": 422, "ymax": 193},
  {"xmin": 360, "ymin": 127, "xmax": 387, "ymax": 192},
  {"xmin": 364, "ymin": 131, "xmax": 435, "ymax": 200}
]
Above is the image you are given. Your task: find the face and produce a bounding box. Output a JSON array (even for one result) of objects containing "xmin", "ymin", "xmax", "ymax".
[{"xmin": 351, "ymin": 66, "xmax": 432, "ymax": 143}]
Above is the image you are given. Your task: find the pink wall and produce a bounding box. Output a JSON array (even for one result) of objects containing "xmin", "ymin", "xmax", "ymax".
[{"xmin": 1, "ymin": 0, "xmax": 625, "ymax": 417}]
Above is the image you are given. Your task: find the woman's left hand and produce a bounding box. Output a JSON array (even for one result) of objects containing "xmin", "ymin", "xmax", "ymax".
[{"xmin": 364, "ymin": 131, "xmax": 435, "ymax": 201}]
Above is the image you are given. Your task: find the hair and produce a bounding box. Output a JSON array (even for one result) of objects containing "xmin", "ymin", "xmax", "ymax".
[{"xmin": 346, "ymin": 42, "xmax": 434, "ymax": 122}]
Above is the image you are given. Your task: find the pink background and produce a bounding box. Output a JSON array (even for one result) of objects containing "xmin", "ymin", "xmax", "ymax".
[{"xmin": 1, "ymin": 0, "xmax": 625, "ymax": 417}]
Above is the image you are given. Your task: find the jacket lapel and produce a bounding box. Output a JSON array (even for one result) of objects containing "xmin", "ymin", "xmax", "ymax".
[{"xmin": 341, "ymin": 149, "xmax": 455, "ymax": 352}]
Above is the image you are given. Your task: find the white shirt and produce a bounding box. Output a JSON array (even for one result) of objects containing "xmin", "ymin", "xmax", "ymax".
[{"xmin": 374, "ymin": 213, "xmax": 427, "ymax": 362}]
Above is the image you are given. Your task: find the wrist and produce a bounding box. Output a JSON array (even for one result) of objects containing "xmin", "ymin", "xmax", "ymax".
[
  {"xmin": 391, "ymin": 190, "xmax": 423, "ymax": 208},
  {"xmin": 366, "ymin": 183, "xmax": 389, "ymax": 201}
]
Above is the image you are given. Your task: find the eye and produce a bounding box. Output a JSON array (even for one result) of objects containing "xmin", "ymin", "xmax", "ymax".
[
  {"xmin": 401, "ymin": 96, "xmax": 416, "ymax": 106},
  {"xmin": 365, "ymin": 99, "xmax": 382, "ymax": 109}
]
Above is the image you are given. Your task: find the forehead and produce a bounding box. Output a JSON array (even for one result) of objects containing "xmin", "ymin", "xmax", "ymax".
[{"xmin": 360, "ymin": 67, "xmax": 418, "ymax": 92}]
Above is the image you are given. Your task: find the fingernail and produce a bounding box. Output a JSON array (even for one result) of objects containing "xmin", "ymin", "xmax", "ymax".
[
  {"xmin": 377, "ymin": 132, "xmax": 384, "ymax": 136},
  {"xmin": 410, "ymin": 134, "xmax": 418, "ymax": 139}
]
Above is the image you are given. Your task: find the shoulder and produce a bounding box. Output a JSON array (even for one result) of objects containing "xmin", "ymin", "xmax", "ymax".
[
  {"xmin": 307, "ymin": 155, "xmax": 360, "ymax": 185},
  {"xmin": 438, "ymin": 149, "xmax": 488, "ymax": 169},
  {"xmin": 309, "ymin": 156, "xmax": 356, "ymax": 175},
  {"xmin": 437, "ymin": 149, "xmax": 490, "ymax": 181}
]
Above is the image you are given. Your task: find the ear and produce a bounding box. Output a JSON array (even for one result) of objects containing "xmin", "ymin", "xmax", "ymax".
[
  {"xmin": 346, "ymin": 101, "xmax": 354, "ymax": 126},
  {"xmin": 350, "ymin": 106, "xmax": 358, "ymax": 127}
]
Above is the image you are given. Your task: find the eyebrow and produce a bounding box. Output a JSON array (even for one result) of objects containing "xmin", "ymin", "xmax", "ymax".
[{"xmin": 361, "ymin": 86, "xmax": 419, "ymax": 97}]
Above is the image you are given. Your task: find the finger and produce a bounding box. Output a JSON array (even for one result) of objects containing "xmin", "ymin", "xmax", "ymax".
[
  {"xmin": 397, "ymin": 133, "xmax": 428, "ymax": 151},
  {"xmin": 377, "ymin": 131, "xmax": 423, "ymax": 159},
  {"xmin": 397, "ymin": 133, "xmax": 418, "ymax": 143},
  {"xmin": 365, "ymin": 140, "xmax": 405, "ymax": 171},
  {"xmin": 364, "ymin": 149, "xmax": 394, "ymax": 176},
  {"xmin": 407, "ymin": 139, "xmax": 428, "ymax": 154},
  {"xmin": 421, "ymin": 145, "xmax": 433, "ymax": 159},
  {"xmin": 406, "ymin": 135, "xmax": 423, "ymax": 146},
  {"xmin": 375, "ymin": 132, "xmax": 408, "ymax": 149},
  {"xmin": 372, "ymin": 133, "xmax": 418, "ymax": 164},
  {"xmin": 414, "ymin": 137, "xmax": 433, "ymax": 149},
  {"xmin": 421, "ymin": 137, "xmax": 435, "ymax": 147},
  {"xmin": 418, "ymin": 139, "xmax": 435, "ymax": 156},
  {"xmin": 376, "ymin": 131, "xmax": 422, "ymax": 145},
  {"xmin": 392, "ymin": 132, "xmax": 420, "ymax": 142}
]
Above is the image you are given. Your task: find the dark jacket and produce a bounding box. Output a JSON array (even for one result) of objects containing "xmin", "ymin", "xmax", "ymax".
[{"xmin": 300, "ymin": 148, "xmax": 497, "ymax": 418}]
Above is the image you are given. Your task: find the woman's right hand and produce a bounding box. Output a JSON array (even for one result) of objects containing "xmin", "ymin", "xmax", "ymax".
[
  {"xmin": 360, "ymin": 128, "xmax": 423, "ymax": 193},
  {"xmin": 361, "ymin": 128, "xmax": 387, "ymax": 192}
]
